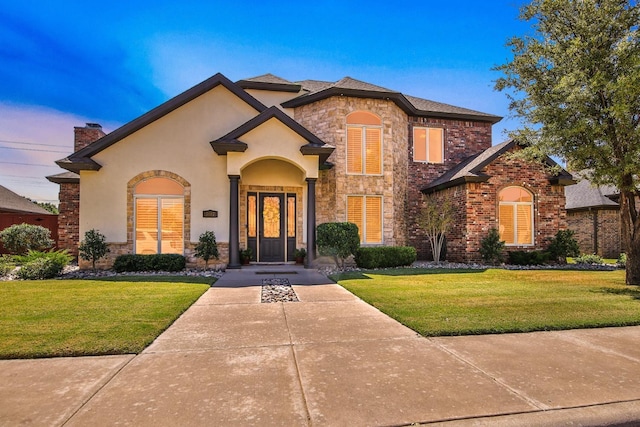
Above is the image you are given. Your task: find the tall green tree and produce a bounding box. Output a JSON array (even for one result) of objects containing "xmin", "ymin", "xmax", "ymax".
[{"xmin": 495, "ymin": 0, "xmax": 640, "ymax": 285}]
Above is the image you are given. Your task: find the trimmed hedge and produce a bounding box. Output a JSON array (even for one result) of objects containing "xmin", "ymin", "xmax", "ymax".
[
  {"xmin": 507, "ymin": 250, "xmax": 550, "ymax": 266},
  {"xmin": 355, "ymin": 246, "xmax": 417, "ymax": 269},
  {"xmin": 113, "ymin": 254, "xmax": 186, "ymax": 272}
]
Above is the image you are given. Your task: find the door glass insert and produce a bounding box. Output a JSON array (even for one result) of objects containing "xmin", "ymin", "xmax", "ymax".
[
  {"xmin": 263, "ymin": 196, "xmax": 281, "ymax": 238},
  {"xmin": 248, "ymin": 195, "xmax": 257, "ymax": 238},
  {"xmin": 287, "ymin": 196, "xmax": 295, "ymax": 238}
]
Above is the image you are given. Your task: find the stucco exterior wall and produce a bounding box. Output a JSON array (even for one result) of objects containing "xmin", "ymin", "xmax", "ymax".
[
  {"xmin": 80, "ymin": 84, "xmax": 261, "ymax": 251},
  {"xmin": 294, "ymin": 97, "xmax": 408, "ymax": 246}
]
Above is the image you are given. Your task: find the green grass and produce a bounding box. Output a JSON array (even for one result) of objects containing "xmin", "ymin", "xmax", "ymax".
[
  {"xmin": 332, "ymin": 268, "xmax": 640, "ymax": 336},
  {"xmin": 0, "ymin": 277, "xmax": 211, "ymax": 359}
]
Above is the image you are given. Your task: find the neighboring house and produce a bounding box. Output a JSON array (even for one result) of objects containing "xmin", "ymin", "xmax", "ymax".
[
  {"xmin": 47, "ymin": 72, "xmax": 574, "ymax": 268},
  {"xmin": 565, "ymin": 176, "xmax": 625, "ymax": 258},
  {"xmin": 0, "ymin": 185, "xmax": 58, "ymax": 254}
]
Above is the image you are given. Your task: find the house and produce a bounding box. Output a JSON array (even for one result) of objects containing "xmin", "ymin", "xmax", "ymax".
[
  {"xmin": 565, "ymin": 175, "xmax": 633, "ymax": 258},
  {"xmin": 47, "ymin": 72, "xmax": 574, "ymax": 268},
  {"xmin": 0, "ymin": 185, "xmax": 58, "ymax": 254}
]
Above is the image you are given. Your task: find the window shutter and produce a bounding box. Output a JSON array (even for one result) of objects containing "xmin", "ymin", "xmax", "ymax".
[
  {"xmin": 428, "ymin": 128, "xmax": 444, "ymax": 163},
  {"xmin": 136, "ymin": 198, "xmax": 159, "ymax": 254},
  {"xmin": 347, "ymin": 127, "xmax": 363, "ymax": 174},
  {"xmin": 365, "ymin": 197, "xmax": 382, "ymax": 244},
  {"xmin": 347, "ymin": 196, "xmax": 364, "ymax": 242},
  {"xmin": 161, "ymin": 198, "xmax": 184, "ymax": 254},
  {"xmin": 516, "ymin": 204, "xmax": 532, "ymax": 245},
  {"xmin": 499, "ymin": 204, "xmax": 515, "ymax": 245},
  {"xmin": 365, "ymin": 128, "xmax": 381, "ymax": 174},
  {"xmin": 413, "ymin": 128, "xmax": 427, "ymax": 162}
]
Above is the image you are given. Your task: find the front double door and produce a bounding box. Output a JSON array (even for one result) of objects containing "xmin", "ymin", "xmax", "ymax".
[{"xmin": 247, "ymin": 192, "xmax": 296, "ymax": 262}]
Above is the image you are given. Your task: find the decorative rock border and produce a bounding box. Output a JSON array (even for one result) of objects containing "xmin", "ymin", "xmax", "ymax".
[{"xmin": 261, "ymin": 278, "xmax": 299, "ymax": 303}]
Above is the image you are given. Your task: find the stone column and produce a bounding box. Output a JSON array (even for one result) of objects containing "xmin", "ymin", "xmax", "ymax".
[
  {"xmin": 305, "ymin": 178, "xmax": 317, "ymax": 268},
  {"xmin": 228, "ymin": 175, "xmax": 241, "ymax": 269}
]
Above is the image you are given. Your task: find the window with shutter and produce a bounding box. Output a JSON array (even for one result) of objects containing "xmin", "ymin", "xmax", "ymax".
[
  {"xmin": 413, "ymin": 126, "xmax": 444, "ymax": 163},
  {"xmin": 347, "ymin": 195, "xmax": 382, "ymax": 244},
  {"xmin": 498, "ymin": 186, "xmax": 533, "ymax": 246},
  {"xmin": 134, "ymin": 177, "xmax": 185, "ymax": 254},
  {"xmin": 346, "ymin": 111, "xmax": 382, "ymax": 175}
]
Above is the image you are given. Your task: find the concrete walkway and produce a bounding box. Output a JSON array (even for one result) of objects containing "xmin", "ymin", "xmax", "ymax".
[{"xmin": 2, "ymin": 265, "xmax": 640, "ymax": 426}]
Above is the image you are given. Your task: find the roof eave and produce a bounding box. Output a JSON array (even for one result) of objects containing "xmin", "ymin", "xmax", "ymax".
[
  {"xmin": 421, "ymin": 175, "xmax": 489, "ymax": 194},
  {"xmin": 46, "ymin": 174, "xmax": 80, "ymax": 184},
  {"xmin": 55, "ymin": 157, "xmax": 102, "ymax": 173},
  {"xmin": 209, "ymin": 140, "xmax": 249, "ymax": 155},
  {"xmin": 300, "ymin": 143, "xmax": 336, "ymax": 165},
  {"xmin": 237, "ymin": 80, "xmax": 301, "ymax": 93}
]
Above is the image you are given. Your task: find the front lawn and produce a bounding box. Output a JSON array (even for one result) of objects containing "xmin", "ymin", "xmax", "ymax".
[
  {"xmin": 332, "ymin": 269, "xmax": 639, "ymax": 336},
  {"xmin": 0, "ymin": 277, "xmax": 211, "ymax": 359}
]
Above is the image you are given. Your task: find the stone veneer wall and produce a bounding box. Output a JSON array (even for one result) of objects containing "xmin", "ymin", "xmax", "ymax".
[
  {"xmin": 294, "ymin": 97, "xmax": 408, "ymax": 246},
  {"xmin": 567, "ymin": 208, "xmax": 621, "ymax": 258},
  {"xmin": 407, "ymin": 117, "xmax": 493, "ymax": 259},
  {"xmin": 455, "ymin": 153, "xmax": 567, "ymax": 263}
]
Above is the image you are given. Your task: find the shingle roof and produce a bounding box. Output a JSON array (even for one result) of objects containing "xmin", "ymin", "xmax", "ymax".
[
  {"xmin": 278, "ymin": 75, "xmax": 502, "ymax": 123},
  {"xmin": 0, "ymin": 185, "xmax": 52, "ymax": 215},
  {"xmin": 565, "ymin": 175, "xmax": 619, "ymax": 210},
  {"xmin": 422, "ymin": 140, "xmax": 575, "ymax": 193}
]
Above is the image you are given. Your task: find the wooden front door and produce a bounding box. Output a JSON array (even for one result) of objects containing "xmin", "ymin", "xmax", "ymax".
[{"xmin": 247, "ymin": 192, "xmax": 297, "ymax": 262}]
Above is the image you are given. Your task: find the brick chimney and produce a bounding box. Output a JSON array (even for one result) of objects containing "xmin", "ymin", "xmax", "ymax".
[{"xmin": 74, "ymin": 123, "xmax": 105, "ymax": 152}]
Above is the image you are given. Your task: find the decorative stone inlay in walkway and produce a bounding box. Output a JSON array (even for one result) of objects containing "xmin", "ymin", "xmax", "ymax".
[{"xmin": 261, "ymin": 278, "xmax": 299, "ymax": 303}]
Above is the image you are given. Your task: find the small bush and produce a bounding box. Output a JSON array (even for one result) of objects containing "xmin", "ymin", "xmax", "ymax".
[
  {"xmin": 547, "ymin": 230, "xmax": 580, "ymax": 264},
  {"xmin": 355, "ymin": 246, "xmax": 417, "ymax": 269},
  {"xmin": 0, "ymin": 256, "xmax": 14, "ymax": 277},
  {"xmin": 113, "ymin": 254, "xmax": 186, "ymax": 272},
  {"xmin": 317, "ymin": 222, "xmax": 360, "ymax": 268},
  {"xmin": 79, "ymin": 229, "xmax": 109, "ymax": 269},
  {"xmin": 508, "ymin": 250, "xmax": 550, "ymax": 266},
  {"xmin": 617, "ymin": 253, "xmax": 627, "ymax": 267},
  {"xmin": 15, "ymin": 250, "xmax": 72, "ymax": 280},
  {"xmin": 575, "ymin": 253, "xmax": 604, "ymax": 265},
  {"xmin": 0, "ymin": 223, "xmax": 54, "ymax": 255},
  {"xmin": 480, "ymin": 228, "xmax": 505, "ymax": 265}
]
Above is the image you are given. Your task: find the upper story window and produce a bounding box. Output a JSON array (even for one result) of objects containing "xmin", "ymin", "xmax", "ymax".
[
  {"xmin": 498, "ymin": 186, "xmax": 533, "ymax": 246},
  {"xmin": 413, "ymin": 127, "xmax": 444, "ymax": 163},
  {"xmin": 134, "ymin": 177, "xmax": 184, "ymax": 255},
  {"xmin": 346, "ymin": 111, "xmax": 382, "ymax": 175}
]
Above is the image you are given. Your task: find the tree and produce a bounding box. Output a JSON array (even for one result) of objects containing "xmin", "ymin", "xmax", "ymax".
[
  {"xmin": 417, "ymin": 194, "xmax": 455, "ymax": 262},
  {"xmin": 480, "ymin": 228, "xmax": 506, "ymax": 265},
  {"xmin": 78, "ymin": 229, "xmax": 109, "ymax": 270},
  {"xmin": 495, "ymin": 0, "xmax": 640, "ymax": 284},
  {"xmin": 194, "ymin": 231, "xmax": 219, "ymax": 269},
  {"xmin": 36, "ymin": 202, "xmax": 59, "ymax": 214}
]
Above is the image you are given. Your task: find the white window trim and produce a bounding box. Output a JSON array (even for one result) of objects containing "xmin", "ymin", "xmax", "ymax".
[
  {"xmin": 499, "ymin": 190, "xmax": 534, "ymax": 247},
  {"xmin": 134, "ymin": 194, "xmax": 185, "ymax": 255},
  {"xmin": 413, "ymin": 126, "xmax": 444, "ymax": 164},
  {"xmin": 346, "ymin": 194, "xmax": 384, "ymax": 245},
  {"xmin": 346, "ymin": 124, "xmax": 384, "ymax": 176}
]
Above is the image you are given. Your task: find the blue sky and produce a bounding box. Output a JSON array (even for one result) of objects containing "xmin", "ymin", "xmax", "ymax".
[{"xmin": 0, "ymin": 0, "xmax": 529, "ymax": 203}]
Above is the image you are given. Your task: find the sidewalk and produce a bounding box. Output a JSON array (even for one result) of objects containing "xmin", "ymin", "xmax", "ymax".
[{"xmin": 2, "ymin": 266, "xmax": 640, "ymax": 426}]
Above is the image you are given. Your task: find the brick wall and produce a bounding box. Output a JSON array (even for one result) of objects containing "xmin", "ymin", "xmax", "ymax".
[
  {"xmin": 454, "ymin": 153, "xmax": 567, "ymax": 263},
  {"xmin": 57, "ymin": 124, "xmax": 106, "ymax": 258},
  {"xmin": 567, "ymin": 208, "xmax": 621, "ymax": 258},
  {"xmin": 294, "ymin": 97, "xmax": 408, "ymax": 246},
  {"xmin": 407, "ymin": 117, "xmax": 493, "ymax": 259}
]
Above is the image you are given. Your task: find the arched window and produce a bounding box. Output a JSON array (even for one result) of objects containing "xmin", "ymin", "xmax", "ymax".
[
  {"xmin": 134, "ymin": 177, "xmax": 184, "ymax": 254},
  {"xmin": 346, "ymin": 111, "xmax": 382, "ymax": 175},
  {"xmin": 498, "ymin": 186, "xmax": 533, "ymax": 245}
]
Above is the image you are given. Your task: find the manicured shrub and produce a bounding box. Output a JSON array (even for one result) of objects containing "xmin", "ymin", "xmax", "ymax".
[
  {"xmin": 575, "ymin": 253, "xmax": 604, "ymax": 265},
  {"xmin": 317, "ymin": 222, "xmax": 360, "ymax": 269},
  {"xmin": 113, "ymin": 254, "xmax": 186, "ymax": 272},
  {"xmin": 508, "ymin": 250, "xmax": 550, "ymax": 266},
  {"xmin": 0, "ymin": 223, "xmax": 54, "ymax": 255},
  {"xmin": 79, "ymin": 229, "xmax": 109, "ymax": 269},
  {"xmin": 355, "ymin": 246, "xmax": 417, "ymax": 269},
  {"xmin": 15, "ymin": 250, "xmax": 72, "ymax": 279},
  {"xmin": 194, "ymin": 231, "xmax": 219, "ymax": 269},
  {"xmin": 479, "ymin": 228, "xmax": 505, "ymax": 265},
  {"xmin": 617, "ymin": 253, "xmax": 627, "ymax": 267},
  {"xmin": 546, "ymin": 230, "xmax": 580, "ymax": 264}
]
